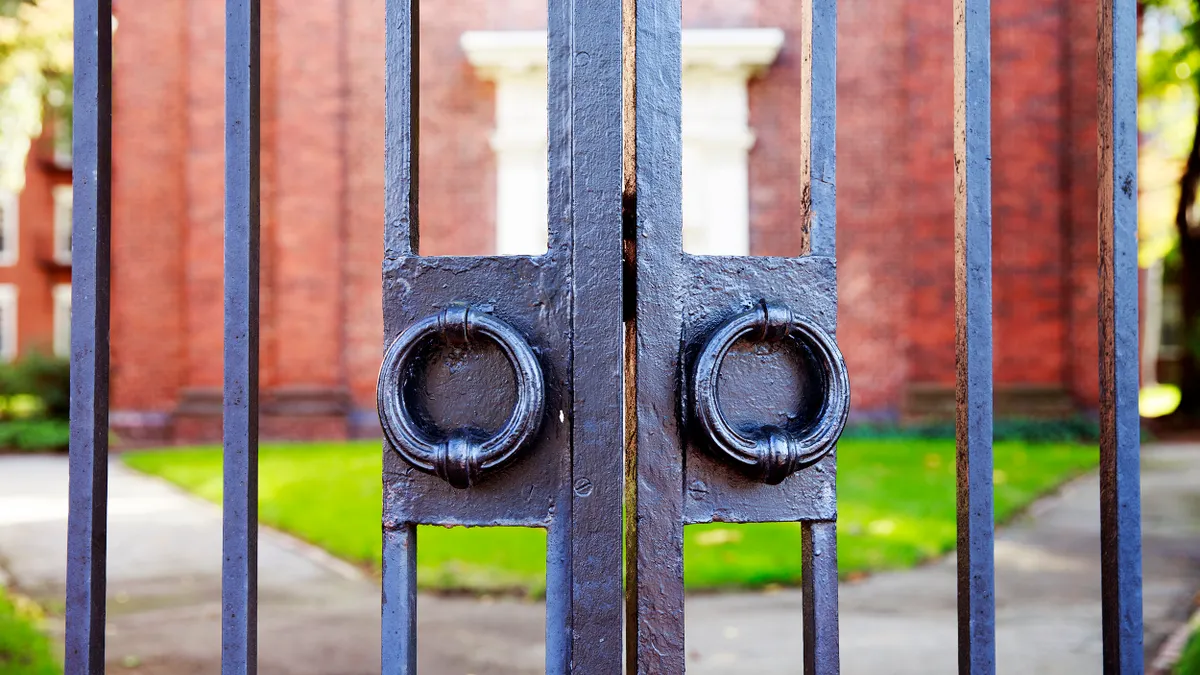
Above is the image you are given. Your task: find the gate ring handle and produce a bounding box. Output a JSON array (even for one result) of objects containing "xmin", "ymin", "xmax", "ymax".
[
  {"xmin": 692, "ymin": 301, "xmax": 850, "ymax": 485},
  {"xmin": 377, "ymin": 306, "xmax": 545, "ymax": 489}
]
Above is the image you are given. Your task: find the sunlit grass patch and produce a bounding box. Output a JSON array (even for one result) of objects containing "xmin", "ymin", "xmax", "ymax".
[{"xmin": 125, "ymin": 438, "xmax": 1098, "ymax": 594}]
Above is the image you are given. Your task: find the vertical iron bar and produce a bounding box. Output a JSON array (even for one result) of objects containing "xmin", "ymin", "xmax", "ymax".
[
  {"xmin": 801, "ymin": 0, "xmax": 837, "ymax": 258},
  {"xmin": 1097, "ymin": 0, "xmax": 1143, "ymax": 672},
  {"xmin": 222, "ymin": 0, "xmax": 261, "ymax": 672},
  {"xmin": 381, "ymin": 523, "xmax": 418, "ymax": 673},
  {"xmin": 800, "ymin": 0, "xmax": 841, "ymax": 670},
  {"xmin": 544, "ymin": 520, "xmax": 571, "ymax": 673},
  {"xmin": 384, "ymin": 0, "xmax": 419, "ymax": 259},
  {"xmin": 544, "ymin": 2, "xmax": 571, "ymax": 670},
  {"xmin": 65, "ymin": 1, "xmax": 112, "ymax": 673},
  {"xmin": 802, "ymin": 522, "xmax": 840, "ymax": 675},
  {"xmin": 953, "ymin": 0, "xmax": 996, "ymax": 671},
  {"xmin": 564, "ymin": 0, "xmax": 625, "ymax": 671},
  {"xmin": 383, "ymin": 0, "xmax": 419, "ymax": 672},
  {"xmin": 626, "ymin": 0, "xmax": 686, "ymax": 671}
]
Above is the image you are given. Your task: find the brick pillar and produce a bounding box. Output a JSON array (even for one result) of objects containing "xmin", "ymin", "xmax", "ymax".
[
  {"xmin": 902, "ymin": 0, "xmax": 956, "ymax": 419},
  {"xmin": 343, "ymin": 0, "xmax": 386, "ymax": 437},
  {"xmin": 171, "ymin": 0, "xmax": 228, "ymax": 442},
  {"xmin": 992, "ymin": 0, "xmax": 1069, "ymax": 398},
  {"xmin": 1066, "ymin": 0, "xmax": 1100, "ymax": 410},
  {"xmin": 259, "ymin": 0, "xmax": 350, "ymax": 439},
  {"xmin": 110, "ymin": 0, "xmax": 189, "ymax": 443},
  {"xmin": 821, "ymin": 0, "xmax": 913, "ymax": 418}
]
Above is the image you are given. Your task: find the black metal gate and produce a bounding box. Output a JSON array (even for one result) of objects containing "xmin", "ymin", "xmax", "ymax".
[{"xmin": 65, "ymin": 0, "xmax": 1144, "ymax": 673}]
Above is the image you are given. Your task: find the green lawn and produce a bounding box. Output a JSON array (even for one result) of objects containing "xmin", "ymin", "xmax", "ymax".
[
  {"xmin": 124, "ymin": 438, "xmax": 1098, "ymax": 594},
  {"xmin": 1177, "ymin": 621, "xmax": 1200, "ymax": 675},
  {"xmin": 0, "ymin": 584, "xmax": 58, "ymax": 675}
]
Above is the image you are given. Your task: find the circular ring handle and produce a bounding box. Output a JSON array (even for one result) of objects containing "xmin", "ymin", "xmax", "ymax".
[
  {"xmin": 377, "ymin": 306, "xmax": 545, "ymax": 489},
  {"xmin": 692, "ymin": 301, "xmax": 850, "ymax": 485}
]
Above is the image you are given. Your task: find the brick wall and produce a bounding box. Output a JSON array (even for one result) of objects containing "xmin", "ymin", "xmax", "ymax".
[
  {"xmin": 106, "ymin": 0, "xmax": 1102, "ymax": 440},
  {"xmin": 110, "ymin": 0, "xmax": 188, "ymax": 441},
  {"xmin": 831, "ymin": 0, "xmax": 914, "ymax": 415}
]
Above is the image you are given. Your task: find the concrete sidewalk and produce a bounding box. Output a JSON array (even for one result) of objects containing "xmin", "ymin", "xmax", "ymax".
[{"xmin": 1, "ymin": 444, "xmax": 1199, "ymax": 674}]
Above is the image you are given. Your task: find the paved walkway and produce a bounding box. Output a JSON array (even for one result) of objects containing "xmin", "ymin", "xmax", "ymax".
[{"xmin": 1, "ymin": 444, "xmax": 1199, "ymax": 674}]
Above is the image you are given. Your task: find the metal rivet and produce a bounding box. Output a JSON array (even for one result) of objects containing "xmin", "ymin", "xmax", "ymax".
[{"xmin": 574, "ymin": 478, "xmax": 594, "ymax": 497}]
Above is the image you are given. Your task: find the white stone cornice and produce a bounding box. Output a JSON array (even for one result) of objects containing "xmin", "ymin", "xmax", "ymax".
[
  {"xmin": 681, "ymin": 28, "xmax": 784, "ymax": 76},
  {"xmin": 460, "ymin": 30, "xmax": 547, "ymax": 80},
  {"xmin": 462, "ymin": 28, "xmax": 783, "ymax": 257},
  {"xmin": 461, "ymin": 28, "xmax": 785, "ymax": 79}
]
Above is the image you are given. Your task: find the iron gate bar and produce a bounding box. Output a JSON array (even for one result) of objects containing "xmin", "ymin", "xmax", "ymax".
[
  {"xmin": 222, "ymin": 0, "xmax": 262, "ymax": 672},
  {"xmin": 1097, "ymin": 0, "xmax": 1145, "ymax": 672},
  {"xmin": 380, "ymin": 0, "xmax": 625, "ymax": 671},
  {"xmin": 65, "ymin": 1, "xmax": 112, "ymax": 673},
  {"xmin": 564, "ymin": 0, "xmax": 626, "ymax": 669},
  {"xmin": 627, "ymin": 0, "xmax": 841, "ymax": 671},
  {"xmin": 626, "ymin": 0, "xmax": 686, "ymax": 668},
  {"xmin": 952, "ymin": 0, "xmax": 996, "ymax": 672},
  {"xmin": 799, "ymin": 1, "xmax": 840, "ymax": 672},
  {"xmin": 800, "ymin": 0, "xmax": 837, "ymax": 260},
  {"xmin": 381, "ymin": 0, "xmax": 419, "ymax": 670}
]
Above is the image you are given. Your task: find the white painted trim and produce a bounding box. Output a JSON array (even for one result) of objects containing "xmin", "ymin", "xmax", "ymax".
[
  {"xmin": 461, "ymin": 31, "xmax": 548, "ymax": 78},
  {"xmin": 0, "ymin": 190, "xmax": 19, "ymax": 267},
  {"xmin": 52, "ymin": 184, "xmax": 72, "ymax": 265},
  {"xmin": 53, "ymin": 284, "xmax": 71, "ymax": 358},
  {"xmin": 0, "ymin": 285, "xmax": 18, "ymax": 362},
  {"xmin": 463, "ymin": 31, "xmax": 549, "ymax": 256},
  {"xmin": 461, "ymin": 28, "xmax": 784, "ymax": 74},
  {"xmin": 462, "ymin": 28, "xmax": 783, "ymax": 256}
]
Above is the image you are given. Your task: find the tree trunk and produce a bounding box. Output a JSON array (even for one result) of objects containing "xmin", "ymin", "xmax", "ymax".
[{"xmin": 1172, "ymin": 101, "xmax": 1200, "ymax": 417}]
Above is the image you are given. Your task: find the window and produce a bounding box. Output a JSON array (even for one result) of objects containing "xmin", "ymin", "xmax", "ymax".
[
  {"xmin": 53, "ymin": 185, "xmax": 71, "ymax": 265},
  {"xmin": 462, "ymin": 28, "xmax": 783, "ymax": 256},
  {"xmin": 461, "ymin": 31, "xmax": 549, "ymax": 255},
  {"xmin": 53, "ymin": 284, "xmax": 71, "ymax": 358},
  {"xmin": 0, "ymin": 285, "xmax": 18, "ymax": 362},
  {"xmin": 0, "ymin": 189, "xmax": 18, "ymax": 267}
]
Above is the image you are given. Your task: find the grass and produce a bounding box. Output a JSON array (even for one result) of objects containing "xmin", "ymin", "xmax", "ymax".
[
  {"xmin": 0, "ymin": 584, "xmax": 58, "ymax": 675},
  {"xmin": 1177, "ymin": 620, "xmax": 1200, "ymax": 675},
  {"xmin": 124, "ymin": 437, "xmax": 1099, "ymax": 594}
]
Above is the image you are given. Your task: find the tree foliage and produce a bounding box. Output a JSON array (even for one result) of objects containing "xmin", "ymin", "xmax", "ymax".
[
  {"xmin": 1139, "ymin": 0, "xmax": 1200, "ymax": 416},
  {"xmin": 0, "ymin": 0, "xmax": 71, "ymax": 191},
  {"xmin": 1142, "ymin": 0, "xmax": 1200, "ymax": 96}
]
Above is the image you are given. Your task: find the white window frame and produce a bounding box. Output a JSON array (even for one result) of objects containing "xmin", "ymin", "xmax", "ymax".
[
  {"xmin": 53, "ymin": 184, "xmax": 72, "ymax": 265},
  {"xmin": 0, "ymin": 190, "xmax": 19, "ymax": 267},
  {"xmin": 462, "ymin": 28, "xmax": 783, "ymax": 256},
  {"xmin": 53, "ymin": 284, "xmax": 71, "ymax": 358},
  {"xmin": 0, "ymin": 285, "xmax": 18, "ymax": 362}
]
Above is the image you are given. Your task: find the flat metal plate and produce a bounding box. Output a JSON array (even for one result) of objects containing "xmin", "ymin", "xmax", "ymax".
[
  {"xmin": 382, "ymin": 255, "xmax": 569, "ymax": 527},
  {"xmin": 681, "ymin": 255, "xmax": 838, "ymax": 524}
]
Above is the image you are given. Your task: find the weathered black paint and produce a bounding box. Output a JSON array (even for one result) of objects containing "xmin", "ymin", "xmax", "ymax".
[
  {"xmin": 65, "ymin": 2, "xmax": 112, "ymax": 674},
  {"xmin": 625, "ymin": 0, "xmax": 846, "ymax": 671},
  {"xmin": 379, "ymin": 0, "xmax": 624, "ymax": 671},
  {"xmin": 1098, "ymin": 0, "xmax": 1145, "ymax": 672},
  {"xmin": 954, "ymin": 0, "xmax": 996, "ymax": 671},
  {"xmin": 690, "ymin": 300, "xmax": 849, "ymax": 486},
  {"xmin": 64, "ymin": 0, "xmax": 1145, "ymax": 672},
  {"xmin": 378, "ymin": 306, "xmax": 546, "ymax": 489},
  {"xmin": 221, "ymin": 1, "xmax": 261, "ymax": 673}
]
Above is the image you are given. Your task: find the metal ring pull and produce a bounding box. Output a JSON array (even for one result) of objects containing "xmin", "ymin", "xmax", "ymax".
[
  {"xmin": 692, "ymin": 301, "xmax": 850, "ymax": 485},
  {"xmin": 377, "ymin": 306, "xmax": 545, "ymax": 489}
]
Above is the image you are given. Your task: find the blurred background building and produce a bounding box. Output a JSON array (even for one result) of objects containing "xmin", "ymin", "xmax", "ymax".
[{"xmin": 9, "ymin": 0, "xmax": 1104, "ymax": 441}]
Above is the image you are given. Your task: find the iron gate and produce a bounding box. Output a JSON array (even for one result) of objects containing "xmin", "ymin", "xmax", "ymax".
[{"xmin": 64, "ymin": 0, "xmax": 1144, "ymax": 673}]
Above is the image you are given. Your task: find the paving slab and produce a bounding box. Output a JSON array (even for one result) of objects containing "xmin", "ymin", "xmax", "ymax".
[{"xmin": 0, "ymin": 444, "xmax": 1198, "ymax": 674}]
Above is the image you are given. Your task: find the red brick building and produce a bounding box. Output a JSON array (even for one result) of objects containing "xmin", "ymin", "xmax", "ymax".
[
  {"xmin": 0, "ymin": 121, "xmax": 73, "ymax": 366},
  {"xmin": 83, "ymin": 0, "xmax": 1101, "ymax": 442}
]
